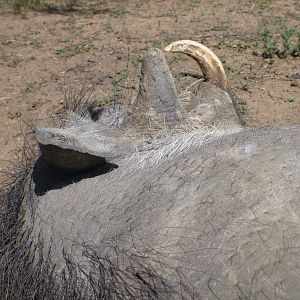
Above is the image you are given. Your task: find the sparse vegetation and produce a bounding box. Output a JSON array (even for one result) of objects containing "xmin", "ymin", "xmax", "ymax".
[
  {"xmin": 236, "ymin": 42, "xmax": 251, "ymax": 52},
  {"xmin": 97, "ymin": 95, "xmax": 112, "ymax": 106},
  {"xmin": 240, "ymin": 83, "xmax": 250, "ymax": 91},
  {"xmin": 103, "ymin": 22, "xmax": 113, "ymax": 33},
  {"xmin": 8, "ymin": 111, "xmax": 22, "ymax": 119},
  {"xmin": 4, "ymin": 0, "xmax": 79, "ymax": 13},
  {"xmin": 287, "ymin": 96, "xmax": 295, "ymax": 102},
  {"xmin": 112, "ymin": 69, "xmax": 128, "ymax": 85},
  {"xmin": 55, "ymin": 43, "xmax": 96, "ymax": 57},
  {"xmin": 115, "ymin": 7, "xmax": 126, "ymax": 16},
  {"xmin": 213, "ymin": 22, "xmax": 230, "ymax": 31},
  {"xmin": 239, "ymin": 100, "xmax": 248, "ymax": 113},
  {"xmin": 111, "ymin": 68, "xmax": 129, "ymax": 103},
  {"xmin": 190, "ymin": 16, "xmax": 202, "ymax": 23},
  {"xmin": 5, "ymin": 0, "xmax": 41, "ymax": 11},
  {"xmin": 293, "ymin": 31, "xmax": 300, "ymax": 56},
  {"xmin": 280, "ymin": 26, "xmax": 294, "ymax": 57},
  {"xmin": 258, "ymin": 25, "xmax": 277, "ymax": 61},
  {"xmin": 258, "ymin": 23, "xmax": 300, "ymax": 62}
]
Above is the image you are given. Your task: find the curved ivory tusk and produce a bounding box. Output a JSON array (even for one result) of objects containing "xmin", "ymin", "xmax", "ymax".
[{"xmin": 165, "ymin": 40, "xmax": 228, "ymax": 91}]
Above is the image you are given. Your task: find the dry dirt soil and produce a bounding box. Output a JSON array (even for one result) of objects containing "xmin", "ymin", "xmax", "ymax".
[{"xmin": 0, "ymin": 0, "xmax": 299, "ymax": 171}]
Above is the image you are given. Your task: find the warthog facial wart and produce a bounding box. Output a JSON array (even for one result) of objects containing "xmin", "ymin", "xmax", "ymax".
[{"xmin": 1, "ymin": 40, "xmax": 299, "ymax": 300}]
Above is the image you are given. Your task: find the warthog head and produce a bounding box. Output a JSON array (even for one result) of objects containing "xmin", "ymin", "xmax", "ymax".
[
  {"xmin": 1, "ymin": 41, "xmax": 299, "ymax": 300},
  {"xmin": 34, "ymin": 40, "xmax": 242, "ymax": 174}
]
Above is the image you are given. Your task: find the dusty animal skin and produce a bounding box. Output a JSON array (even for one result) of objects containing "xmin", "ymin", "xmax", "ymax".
[{"xmin": 1, "ymin": 41, "xmax": 300, "ymax": 300}]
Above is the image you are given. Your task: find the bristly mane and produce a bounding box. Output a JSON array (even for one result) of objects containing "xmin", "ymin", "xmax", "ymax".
[{"xmin": 0, "ymin": 125, "xmax": 194, "ymax": 300}]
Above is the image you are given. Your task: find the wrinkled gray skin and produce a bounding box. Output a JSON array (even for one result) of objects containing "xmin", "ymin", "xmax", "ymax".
[{"xmin": 30, "ymin": 48, "xmax": 300, "ymax": 299}]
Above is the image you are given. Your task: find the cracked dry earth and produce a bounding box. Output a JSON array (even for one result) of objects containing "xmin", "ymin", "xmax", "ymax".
[{"xmin": 0, "ymin": 0, "xmax": 299, "ymax": 171}]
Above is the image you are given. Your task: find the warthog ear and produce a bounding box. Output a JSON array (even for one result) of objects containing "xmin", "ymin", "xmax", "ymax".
[
  {"xmin": 165, "ymin": 40, "xmax": 228, "ymax": 91},
  {"xmin": 131, "ymin": 48, "xmax": 189, "ymax": 130},
  {"xmin": 34, "ymin": 127, "xmax": 107, "ymax": 173}
]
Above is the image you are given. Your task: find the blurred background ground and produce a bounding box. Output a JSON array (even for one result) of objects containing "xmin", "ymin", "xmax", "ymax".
[{"xmin": 0, "ymin": 0, "xmax": 299, "ymax": 170}]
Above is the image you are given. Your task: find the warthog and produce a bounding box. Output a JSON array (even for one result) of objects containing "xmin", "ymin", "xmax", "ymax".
[{"xmin": 1, "ymin": 40, "xmax": 299, "ymax": 300}]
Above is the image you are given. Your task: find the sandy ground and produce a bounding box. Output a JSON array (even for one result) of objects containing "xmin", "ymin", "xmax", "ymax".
[{"xmin": 0, "ymin": 0, "xmax": 299, "ymax": 170}]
